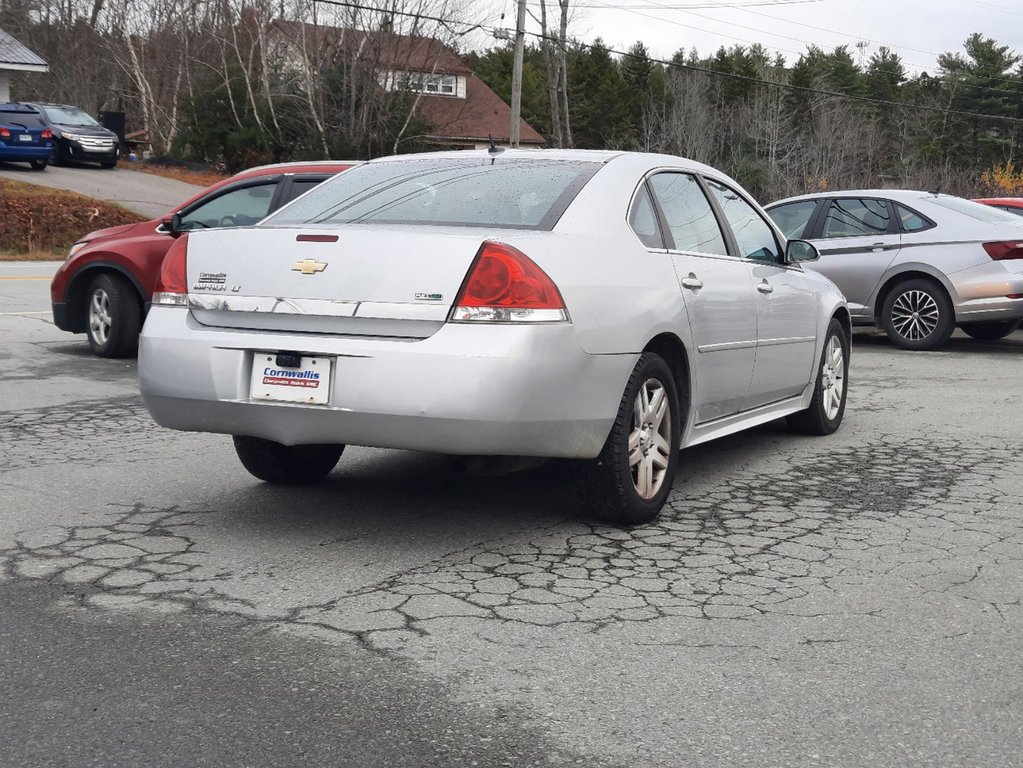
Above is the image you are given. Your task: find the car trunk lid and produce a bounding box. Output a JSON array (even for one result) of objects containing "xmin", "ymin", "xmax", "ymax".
[{"xmin": 185, "ymin": 226, "xmax": 491, "ymax": 338}]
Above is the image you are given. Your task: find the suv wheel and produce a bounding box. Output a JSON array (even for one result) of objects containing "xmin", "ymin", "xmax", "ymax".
[{"xmin": 85, "ymin": 273, "xmax": 141, "ymax": 358}]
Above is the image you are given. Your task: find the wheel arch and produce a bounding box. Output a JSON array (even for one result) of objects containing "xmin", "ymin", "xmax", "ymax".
[
  {"xmin": 872, "ymin": 268, "xmax": 956, "ymax": 326},
  {"xmin": 65, "ymin": 262, "xmax": 146, "ymax": 333},
  {"xmin": 832, "ymin": 305, "xmax": 852, "ymax": 340},
  {"xmin": 642, "ymin": 332, "xmax": 692, "ymax": 425}
]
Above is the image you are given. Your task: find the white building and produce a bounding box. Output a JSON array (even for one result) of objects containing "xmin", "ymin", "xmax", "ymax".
[{"xmin": 0, "ymin": 27, "xmax": 48, "ymax": 102}]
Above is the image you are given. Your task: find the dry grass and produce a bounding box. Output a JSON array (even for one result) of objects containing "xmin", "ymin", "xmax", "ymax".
[
  {"xmin": 116, "ymin": 159, "xmax": 227, "ymax": 187},
  {"xmin": 0, "ymin": 178, "xmax": 146, "ymax": 260}
]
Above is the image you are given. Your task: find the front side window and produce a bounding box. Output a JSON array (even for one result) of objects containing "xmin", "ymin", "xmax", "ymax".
[
  {"xmin": 821, "ymin": 198, "xmax": 891, "ymax": 238},
  {"xmin": 179, "ymin": 182, "xmax": 278, "ymax": 230},
  {"xmin": 768, "ymin": 200, "xmax": 818, "ymax": 239},
  {"xmin": 647, "ymin": 173, "xmax": 728, "ymax": 255},
  {"xmin": 264, "ymin": 158, "xmax": 600, "ymax": 231},
  {"xmin": 705, "ymin": 178, "xmax": 781, "ymax": 263}
]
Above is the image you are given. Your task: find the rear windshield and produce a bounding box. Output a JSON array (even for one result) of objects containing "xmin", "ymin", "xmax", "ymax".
[
  {"xmin": 0, "ymin": 106, "xmax": 45, "ymax": 128},
  {"xmin": 926, "ymin": 195, "xmax": 1021, "ymax": 223},
  {"xmin": 263, "ymin": 158, "xmax": 602, "ymax": 231}
]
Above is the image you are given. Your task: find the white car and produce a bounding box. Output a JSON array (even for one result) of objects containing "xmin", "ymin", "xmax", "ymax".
[
  {"xmin": 767, "ymin": 190, "xmax": 1023, "ymax": 349},
  {"xmin": 139, "ymin": 150, "xmax": 849, "ymax": 524}
]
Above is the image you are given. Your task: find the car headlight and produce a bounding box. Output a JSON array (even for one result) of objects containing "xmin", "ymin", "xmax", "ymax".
[
  {"xmin": 62, "ymin": 132, "xmax": 83, "ymax": 142},
  {"xmin": 67, "ymin": 241, "xmax": 89, "ymax": 260}
]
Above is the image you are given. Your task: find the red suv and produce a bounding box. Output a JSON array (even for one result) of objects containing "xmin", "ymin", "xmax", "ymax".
[{"xmin": 50, "ymin": 161, "xmax": 355, "ymax": 357}]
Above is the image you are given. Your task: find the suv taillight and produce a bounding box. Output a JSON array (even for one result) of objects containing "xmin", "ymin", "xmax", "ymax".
[
  {"xmin": 450, "ymin": 241, "xmax": 568, "ymax": 323},
  {"xmin": 152, "ymin": 236, "xmax": 188, "ymax": 306},
  {"xmin": 983, "ymin": 241, "xmax": 1023, "ymax": 260}
]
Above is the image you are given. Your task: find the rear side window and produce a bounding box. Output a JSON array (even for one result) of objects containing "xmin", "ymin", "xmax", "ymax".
[
  {"xmin": 629, "ymin": 183, "xmax": 664, "ymax": 249},
  {"xmin": 264, "ymin": 159, "xmax": 601, "ymax": 231},
  {"xmin": 647, "ymin": 173, "xmax": 728, "ymax": 255},
  {"xmin": 895, "ymin": 204, "xmax": 934, "ymax": 232},
  {"xmin": 821, "ymin": 199, "xmax": 891, "ymax": 237},
  {"xmin": 768, "ymin": 200, "xmax": 817, "ymax": 238}
]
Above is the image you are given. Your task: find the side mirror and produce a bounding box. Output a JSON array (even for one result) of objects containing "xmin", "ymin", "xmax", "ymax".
[
  {"xmin": 785, "ymin": 239, "xmax": 820, "ymax": 263},
  {"xmin": 162, "ymin": 213, "xmax": 183, "ymax": 238}
]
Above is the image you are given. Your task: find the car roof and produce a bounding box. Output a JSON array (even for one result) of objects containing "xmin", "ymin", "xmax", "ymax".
[
  {"xmin": 767, "ymin": 189, "xmax": 947, "ymax": 208},
  {"xmin": 0, "ymin": 101, "xmax": 42, "ymax": 112},
  {"xmin": 228, "ymin": 160, "xmax": 361, "ymax": 182}
]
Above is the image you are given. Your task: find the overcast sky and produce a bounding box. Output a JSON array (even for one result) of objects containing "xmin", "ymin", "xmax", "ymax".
[{"xmin": 492, "ymin": 0, "xmax": 1023, "ymax": 76}]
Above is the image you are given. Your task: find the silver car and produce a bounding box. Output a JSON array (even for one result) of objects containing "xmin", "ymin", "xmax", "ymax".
[
  {"xmin": 767, "ymin": 190, "xmax": 1023, "ymax": 349},
  {"xmin": 139, "ymin": 150, "xmax": 849, "ymax": 524}
]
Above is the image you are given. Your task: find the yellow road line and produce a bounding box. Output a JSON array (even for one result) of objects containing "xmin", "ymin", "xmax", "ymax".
[{"xmin": 0, "ymin": 276, "xmax": 50, "ymax": 281}]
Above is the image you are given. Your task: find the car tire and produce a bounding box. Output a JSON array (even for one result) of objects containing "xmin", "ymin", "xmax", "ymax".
[
  {"xmin": 49, "ymin": 145, "xmax": 64, "ymax": 166},
  {"xmin": 233, "ymin": 436, "xmax": 344, "ymax": 484},
  {"xmin": 100, "ymin": 160, "xmax": 117, "ymax": 169},
  {"xmin": 880, "ymin": 278, "xmax": 955, "ymax": 350},
  {"xmin": 787, "ymin": 318, "xmax": 849, "ymax": 436},
  {"xmin": 577, "ymin": 353, "xmax": 681, "ymax": 526},
  {"xmin": 85, "ymin": 273, "xmax": 141, "ymax": 358},
  {"xmin": 959, "ymin": 318, "xmax": 1022, "ymax": 340},
  {"xmin": 29, "ymin": 159, "xmax": 47, "ymax": 171}
]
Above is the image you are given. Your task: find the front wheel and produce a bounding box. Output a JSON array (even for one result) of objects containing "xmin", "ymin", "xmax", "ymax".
[
  {"xmin": 880, "ymin": 278, "xmax": 955, "ymax": 350},
  {"xmin": 233, "ymin": 436, "xmax": 344, "ymax": 484},
  {"xmin": 84, "ymin": 273, "xmax": 141, "ymax": 358},
  {"xmin": 578, "ymin": 353, "xmax": 681, "ymax": 526},
  {"xmin": 787, "ymin": 318, "xmax": 849, "ymax": 435},
  {"xmin": 959, "ymin": 318, "xmax": 1021, "ymax": 340}
]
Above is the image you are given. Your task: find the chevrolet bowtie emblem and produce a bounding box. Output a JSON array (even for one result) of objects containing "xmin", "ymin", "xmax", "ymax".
[{"xmin": 292, "ymin": 258, "xmax": 328, "ymax": 275}]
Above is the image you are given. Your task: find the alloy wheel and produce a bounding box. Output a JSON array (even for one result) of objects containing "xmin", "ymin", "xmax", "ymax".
[
  {"xmin": 890, "ymin": 290, "xmax": 939, "ymax": 341},
  {"xmin": 821, "ymin": 333, "xmax": 845, "ymax": 420},
  {"xmin": 628, "ymin": 377, "xmax": 672, "ymax": 500},
  {"xmin": 89, "ymin": 288, "xmax": 112, "ymax": 346}
]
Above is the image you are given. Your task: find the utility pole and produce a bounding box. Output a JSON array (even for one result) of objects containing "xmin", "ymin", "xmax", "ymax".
[{"xmin": 509, "ymin": 0, "xmax": 527, "ymax": 147}]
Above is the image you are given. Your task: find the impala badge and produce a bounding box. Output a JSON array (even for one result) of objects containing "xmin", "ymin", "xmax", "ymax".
[
  {"xmin": 292, "ymin": 258, "xmax": 328, "ymax": 275},
  {"xmin": 415, "ymin": 292, "xmax": 443, "ymax": 301}
]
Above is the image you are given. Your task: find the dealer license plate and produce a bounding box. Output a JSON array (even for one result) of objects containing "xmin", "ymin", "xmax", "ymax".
[{"xmin": 250, "ymin": 354, "xmax": 331, "ymax": 405}]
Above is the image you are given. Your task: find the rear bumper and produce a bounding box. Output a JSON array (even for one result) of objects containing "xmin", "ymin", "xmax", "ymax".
[
  {"xmin": 0, "ymin": 142, "xmax": 50, "ymax": 161},
  {"xmin": 139, "ymin": 307, "xmax": 632, "ymax": 459},
  {"xmin": 952, "ymin": 261, "xmax": 1023, "ymax": 321}
]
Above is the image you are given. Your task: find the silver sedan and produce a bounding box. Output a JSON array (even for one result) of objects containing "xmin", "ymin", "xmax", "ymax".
[
  {"xmin": 767, "ymin": 190, "xmax": 1023, "ymax": 349},
  {"xmin": 139, "ymin": 150, "xmax": 849, "ymax": 524}
]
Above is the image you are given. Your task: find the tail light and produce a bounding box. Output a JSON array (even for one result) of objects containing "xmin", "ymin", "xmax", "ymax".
[
  {"xmin": 450, "ymin": 241, "xmax": 568, "ymax": 323},
  {"xmin": 0, "ymin": 128, "xmax": 10, "ymax": 138},
  {"xmin": 41, "ymin": 129, "xmax": 52, "ymax": 139},
  {"xmin": 152, "ymin": 236, "xmax": 189, "ymax": 306},
  {"xmin": 983, "ymin": 241, "xmax": 1023, "ymax": 260}
]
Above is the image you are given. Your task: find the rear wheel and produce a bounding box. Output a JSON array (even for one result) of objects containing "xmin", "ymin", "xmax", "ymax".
[
  {"xmin": 787, "ymin": 318, "xmax": 848, "ymax": 435},
  {"xmin": 578, "ymin": 353, "xmax": 680, "ymax": 526},
  {"xmin": 959, "ymin": 318, "xmax": 1021, "ymax": 340},
  {"xmin": 29, "ymin": 158, "xmax": 47, "ymax": 171},
  {"xmin": 84, "ymin": 273, "xmax": 141, "ymax": 358},
  {"xmin": 233, "ymin": 436, "xmax": 344, "ymax": 484},
  {"xmin": 880, "ymin": 278, "xmax": 955, "ymax": 350}
]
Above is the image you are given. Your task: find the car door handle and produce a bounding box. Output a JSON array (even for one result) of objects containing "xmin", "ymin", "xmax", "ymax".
[
  {"xmin": 681, "ymin": 274, "xmax": 704, "ymax": 290},
  {"xmin": 756, "ymin": 280, "xmax": 774, "ymax": 294},
  {"xmin": 871, "ymin": 242, "xmax": 886, "ymax": 252}
]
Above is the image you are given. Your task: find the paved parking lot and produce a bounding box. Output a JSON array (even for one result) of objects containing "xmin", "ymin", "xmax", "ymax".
[{"xmin": 2, "ymin": 260, "xmax": 1022, "ymax": 767}]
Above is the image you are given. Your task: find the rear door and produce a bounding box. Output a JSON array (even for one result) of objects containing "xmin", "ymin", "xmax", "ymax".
[
  {"xmin": 646, "ymin": 172, "xmax": 757, "ymax": 423},
  {"xmin": 808, "ymin": 197, "xmax": 901, "ymax": 317}
]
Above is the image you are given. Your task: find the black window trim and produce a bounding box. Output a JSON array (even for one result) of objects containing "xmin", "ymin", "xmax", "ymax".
[
  {"xmin": 626, "ymin": 178, "xmax": 668, "ymax": 250},
  {"xmin": 641, "ymin": 169, "xmax": 733, "ymax": 258},
  {"xmin": 892, "ymin": 201, "xmax": 937, "ymax": 234},
  {"xmin": 701, "ymin": 175, "xmax": 786, "ymax": 266},
  {"xmin": 812, "ymin": 196, "xmax": 899, "ymax": 238}
]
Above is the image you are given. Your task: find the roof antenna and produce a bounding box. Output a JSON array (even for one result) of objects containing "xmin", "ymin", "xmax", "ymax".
[{"xmin": 488, "ymin": 134, "xmax": 504, "ymax": 162}]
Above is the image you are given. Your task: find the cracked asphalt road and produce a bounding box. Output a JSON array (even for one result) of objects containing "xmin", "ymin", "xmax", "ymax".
[{"xmin": 2, "ymin": 261, "xmax": 1023, "ymax": 767}]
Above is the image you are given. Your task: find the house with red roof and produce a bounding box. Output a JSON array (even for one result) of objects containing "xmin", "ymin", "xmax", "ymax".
[{"xmin": 272, "ymin": 23, "xmax": 545, "ymax": 150}]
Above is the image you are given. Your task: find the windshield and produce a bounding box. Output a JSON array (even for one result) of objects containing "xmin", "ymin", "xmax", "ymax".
[
  {"xmin": 926, "ymin": 195, "xmax": 1022, "ymax": 224},
  {"xmin": 42, "ymin": 106, "xmax": 100, "ymax": 127},
  {"xmin": 263, "ymin": 157, "xmax": 602, "ymax": 231}
]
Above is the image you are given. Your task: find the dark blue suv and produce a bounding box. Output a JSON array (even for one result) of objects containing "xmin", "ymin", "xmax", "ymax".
[{"xmin": 0, "ymin": 102, "xmax": 52, "ymax": 170}]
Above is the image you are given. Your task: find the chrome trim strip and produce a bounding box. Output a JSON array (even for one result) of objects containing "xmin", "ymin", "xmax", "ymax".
[
  {"xmin": 757, "ymin": 336, "xmax": 816, "ymax": 347},
  {"xmin": 189, "ymin": 294, "xmax": 359, "ymax": 317},
  {"xmin": 697, "ymin": 339, "xmax": 758, "ymax": 353}
]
